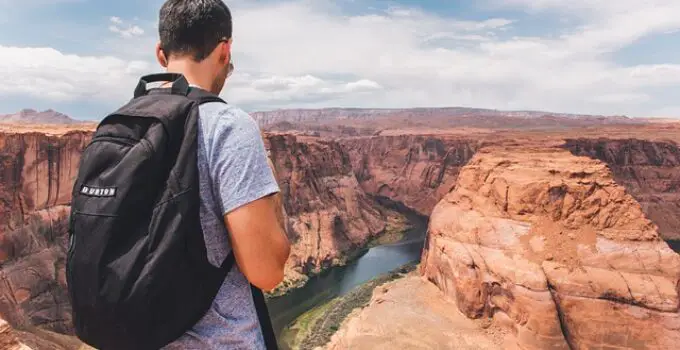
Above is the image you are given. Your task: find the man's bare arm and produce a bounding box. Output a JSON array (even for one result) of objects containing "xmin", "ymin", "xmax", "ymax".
[
  {"xmin": 266, "ymin": 156, "xmax": 289, "ymax": 236},
  {"xmin": 223, "ymin": 156, "xmax": 290, "ymax": 291}
]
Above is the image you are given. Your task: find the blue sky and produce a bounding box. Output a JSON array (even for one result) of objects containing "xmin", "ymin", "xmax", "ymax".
[{"xmin": 1, "ymin": 0, "xmax": 679, "ymax": 120}]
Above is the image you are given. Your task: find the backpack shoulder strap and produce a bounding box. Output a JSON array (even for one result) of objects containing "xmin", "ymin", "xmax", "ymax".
[
  {"xmin": 187, "ymin": 86, "xmax": 227, "ymax": 105},
  {"xmin": 132, "ymin": 72, "xmax": 227, "ymax": 106},
  {"xmin": 251, "ymin": 285, "xmax": 279, "ymax": 349}
]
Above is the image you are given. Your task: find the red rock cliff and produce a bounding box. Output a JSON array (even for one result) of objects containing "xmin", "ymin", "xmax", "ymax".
[
  {"xmin": 0, "ymin": 131, "xmax": 91, "ymax": 233},
  {"xmin": 0, "ymin": 132, "xmax": 91, "ymax": 336},
  {"xmin": 341, "ymin": 135, "xmax": 479, "ymax": 215},
  {"xmin": 421, "ymin": 143, "xmax": 680, "ymax": 349},
  {"xmin": 564, "ymin": 138, "xmax": 680, "ymax": 240},
  {"xmin": 265, "ymin": 134, "xmax": 403, "ymax": 292}
]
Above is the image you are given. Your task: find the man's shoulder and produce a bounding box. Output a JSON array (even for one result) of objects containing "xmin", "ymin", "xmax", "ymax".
[
  {"xmin": 197, "ymin": 102, "xmax": 265, "ymax": 155},
  {"xmin": 198, "ymin": 101, "xmax": 257, "ymax": 129}
]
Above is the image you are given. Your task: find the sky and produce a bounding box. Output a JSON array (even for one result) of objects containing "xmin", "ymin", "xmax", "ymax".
[{"xmin": 1, "ymin": 0, "xmax": 679, "ymax": 120}]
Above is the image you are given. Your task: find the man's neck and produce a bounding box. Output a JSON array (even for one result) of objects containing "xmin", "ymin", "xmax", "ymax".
[{"xmin": 164, "ymin": 60, "xmax": 214, "ymax": 93}]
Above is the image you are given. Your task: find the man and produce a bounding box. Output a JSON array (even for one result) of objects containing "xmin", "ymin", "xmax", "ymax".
[{"xmin": 154, "ymin": 0, "xmax": 290, "ymax": 348}]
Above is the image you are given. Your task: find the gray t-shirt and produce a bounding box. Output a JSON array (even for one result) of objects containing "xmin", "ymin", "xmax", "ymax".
[{"xmin": 162, "ymin": 101, "xmax": 280, "ymax": 349}]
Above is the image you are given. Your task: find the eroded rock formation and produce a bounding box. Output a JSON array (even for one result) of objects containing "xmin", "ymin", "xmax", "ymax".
[
  {"xmin": 0, "ymin": 207, "xmax": 72, "ymax": 334},
  {"xmin": 0, "ymin": 131, "xmax": 91, "ymax": 232},
  {"xmin": 420, "ymin": 144, "xmax": 680, "ymax": 349},
  {"xmin": 564, "ymin": 138, "xmax": 680, "ymax": 240},
  {"xmin": 266, "ymin": 134, "xmax": 405, "ymax": 293},
  {"xmin": 0, "ymin": 317, "xmax": 32, "ymax": 350},
  {"xmin": 0, "ymin": 131, "xmax": 90, "ymax": 337},
  {"xmin": 341, "ymin": 135, "xmax": 479, "ymax": 215}
]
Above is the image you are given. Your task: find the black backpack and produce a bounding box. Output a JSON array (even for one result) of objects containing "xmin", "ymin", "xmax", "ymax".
[{"xmin": 66, "ymin": 73, "xmax": 278, "ymax": 350}]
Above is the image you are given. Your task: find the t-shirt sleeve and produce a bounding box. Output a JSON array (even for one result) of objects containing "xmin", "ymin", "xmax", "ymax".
[{"xmin": 206, "ymin": 105, "xmax": 280, "ymax": 216}]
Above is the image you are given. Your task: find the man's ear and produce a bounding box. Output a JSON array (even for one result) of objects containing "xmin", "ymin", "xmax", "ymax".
[
  {"xmin": 155, "ymin": 42, "xmax": 168, "ymax": 68},
  {"xmin": 219, "ymin": 38, "xmax": 232, "ymax": 64}
]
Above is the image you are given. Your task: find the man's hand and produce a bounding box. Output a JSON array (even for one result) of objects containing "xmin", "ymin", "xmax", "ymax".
[{"xmin": 223, "ymin": 153, "xmax": 290, "ymax": 292}]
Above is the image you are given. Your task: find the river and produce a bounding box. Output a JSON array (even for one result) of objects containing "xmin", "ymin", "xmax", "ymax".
[{"xmin": 265, "ymin": 220, "xmax": 427, "ymax": 349}]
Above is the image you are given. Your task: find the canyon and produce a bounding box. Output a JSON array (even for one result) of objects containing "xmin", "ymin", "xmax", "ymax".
[{"xmin": 0, "ymin": 108, "xmax": 678, "ymax": 349}]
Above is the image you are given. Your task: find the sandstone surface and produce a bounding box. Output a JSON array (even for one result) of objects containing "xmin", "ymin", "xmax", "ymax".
[
  {"xmin": 0, "ymin": 318, "xmax": 33, "ymax": 350},
  {"xmin": 0, "ymin": 317, "xmax": 33, "ymax": 350},
  {"xmin": 420, "ymin": 143, "xmax": 680, "ymax": 349},
  {"xmin": 322, "ymin": 275, "xmax": 504, "ymax": 350}
]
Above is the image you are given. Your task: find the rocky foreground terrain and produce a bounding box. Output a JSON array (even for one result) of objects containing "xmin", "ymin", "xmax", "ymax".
[{"xmin": 0, "ymin": 108, "xmax": 678, "ymax": 349}]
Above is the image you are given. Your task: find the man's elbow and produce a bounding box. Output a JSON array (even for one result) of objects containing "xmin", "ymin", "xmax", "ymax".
[{"xmin": 250, "ymin": 265, "xmax": 285, "ymax": 292}]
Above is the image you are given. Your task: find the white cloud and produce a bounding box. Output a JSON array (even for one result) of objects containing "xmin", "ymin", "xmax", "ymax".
[
  {"xmin": 1, "ymin": 0, "xmax": 680, "ymax": 117},
  {"xmin": 590, "ymin": 93, "xmax": 651, "ymax": 104},
  {"xmin": 0, "ymin": 45, "xmax": 149, "ymax": 102},
  {"xmin": 109, "ymin": 25, "xmax": 145, "ymax": 38},
  {"xmin": 228, "ymin": 73, "xmax": 382, "ymax": 107},
  {"xmin": 108, "ymin": 16, "xmax": 145, "ymax": 38}
]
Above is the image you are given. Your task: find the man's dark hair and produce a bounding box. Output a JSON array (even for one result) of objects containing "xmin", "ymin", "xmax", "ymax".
[{"xmin": 159, "ymin": 0, "xmax": 232, "ymax": 61}]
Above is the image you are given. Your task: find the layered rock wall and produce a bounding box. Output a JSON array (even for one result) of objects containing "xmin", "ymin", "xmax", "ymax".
[
  {"xmin": 0, "ymin": 132, "xmax": 90, "ymax": 336},
  {"xmin": 341, "ymin": 135, "xmax": 479, "ymax": 215},
  {"xmin": 564, "ymin": 138, "xmax": 680, "ymax": 240},
  {"xmin": 265, "ymin": 134, "xmax": 401, "ymax": 292},
  {"xmin": 421, "ymin": 144, "xmax": 680, "ymax": 349},
  {"xmin": 0, "ymin": 131, "xmax": 91, "ymax": 232}
]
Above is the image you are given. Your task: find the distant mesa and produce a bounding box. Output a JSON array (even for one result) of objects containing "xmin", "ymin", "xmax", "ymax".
[
  {"xmin": 0, "ymin": 108, "xmax": 82, "ymax": 124},
  {"xmin": 250, "ymin": 107, "xmax": 642, "ymax": 132}
]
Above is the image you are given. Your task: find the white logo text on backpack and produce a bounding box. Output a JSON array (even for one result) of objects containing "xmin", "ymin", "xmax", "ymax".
[{"xmin": 80, "ymin": 185, "xmax": 117, "ymax": 197}]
